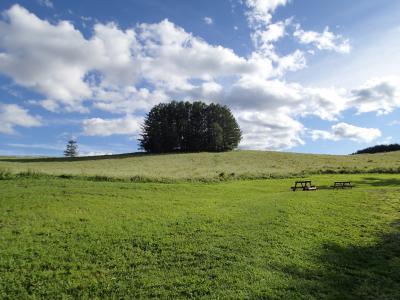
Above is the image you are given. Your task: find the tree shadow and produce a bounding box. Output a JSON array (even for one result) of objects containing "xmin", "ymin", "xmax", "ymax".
[
  {"xmin": 279, "ymin": 220, "xmax": 400, "ymax": 299},
  {"xmin": 0, "ymin": 152, "xmax": 141, "ymax": 163},
  {"xmin": 355, "ymin": 177, "xmax": 400, "ymax": 187},
  {"xmin": 0, "ymin": 151, "xmax": 222, "ymax": 163},
  {"xmin": 0, "ymin": 152, "xmax": 185, "ymax": 163}
]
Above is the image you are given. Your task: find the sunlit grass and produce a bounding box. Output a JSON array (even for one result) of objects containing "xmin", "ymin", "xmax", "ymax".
[
  {"xmin": 1, "ymin": 174, "xmax": 399, "ymax": 298},
  {"xmin": 1, "ymin": 150, "xmax": 400, "ymax": 181}
]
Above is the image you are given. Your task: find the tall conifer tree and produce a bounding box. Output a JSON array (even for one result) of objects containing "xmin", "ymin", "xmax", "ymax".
[{"xmin": 64, "ymin": 139, "xmax": 78, "ymax": 157}]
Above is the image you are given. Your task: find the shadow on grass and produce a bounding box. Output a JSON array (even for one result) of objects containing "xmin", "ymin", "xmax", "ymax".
[
  {"xmin": 355, "ymin": 177, "xmax": 400, "ymax": 187},
  {"xmin": 0, "ymin": 152, "xmax": 141, "ymax": 163},
  {"xmin": 281, "ymin": 221, "xmax": 400, "ymax": 299},
  {"xmin": 0, "ymin": 152, "xmax": 187, "ymax": 163},
  {"xmin": 0, "ymin": 151, "xmax": 224, "ymax": 163},
  {"xmin": 316, "ymin": 185, "xmax": 335, "ymax": 190}
]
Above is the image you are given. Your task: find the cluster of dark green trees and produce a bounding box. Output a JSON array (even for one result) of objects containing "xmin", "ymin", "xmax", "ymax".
[
  {"xmin": 353, "ymin": 143, "xmax": 400, "ymax": 154},
  {"xmin": 139, "ymin": 101, "xmax": 241, "ymax": 153}
]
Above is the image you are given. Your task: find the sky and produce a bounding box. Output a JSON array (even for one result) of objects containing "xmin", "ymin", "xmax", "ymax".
[{"xmin": 0, "ymin": 0, "xmax": 400, "ymax": 156}]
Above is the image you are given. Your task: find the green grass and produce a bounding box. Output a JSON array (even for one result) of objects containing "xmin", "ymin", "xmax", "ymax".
[
  {"xmin": 1, "ymin": 174, "xmax": 399, "ymax": 299},
  {"xmin": 1, "ymin": 150, "xmax": 400, "ymax": 181}
]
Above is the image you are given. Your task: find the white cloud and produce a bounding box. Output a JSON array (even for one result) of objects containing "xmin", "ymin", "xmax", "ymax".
[
  {"xmin": 0, "ymin": 5, "xmax": 94, "ymax": 112},
  {"xmin": 137, "ymin": 20, "xmax": 264, "ymax": 88},
  {"xmin": 294, "ymin": 25, "xmax": 351, "ymax": 54},
  {"xmin": 213, "ymin": 77, "xmax": 349, "ymax": 149},
  {"xmin": 311, "ymin": 122, "xmax": 381, "ymax": 143},
  {"xmin": 252, "ymin": 20, "xmax": 287, "ymax": 46},
  {"xmin": 203, "ymin": 17, "xmax": 213, "ymax": 25},
  {"xmin": 0, "ymin": 103, "xmax": 42, "ymax": 134},
  {"xmin": 376, "ymin": 136, "xmax": 393, "ymax": 145},
  {"xmin": 274, "ymin": 49, "xmax": 306, "ymax": 75},
  {"xmin": 244, "ymin": 0, "xmax": 288, "ymax": 27},
  {"xmin": 37, "ymin": 0, "xmax": 53, "ymax": 8},
  {"xmin": 310, "ymin": 130, "xmax": 334, "ymax": 141},
  {"xmin": 91, "ymin": 22, "xmax": 140, "ymax": 86},
  {"xmin": 243, "ymin": 2, "xmax": 306, "ymax": 76},
  {"xmin": 80, "ymin": 151, "xmax": 113, "ymax": 156},
  {"xmin": 0, "ymin": 6, "xmax": 265, "ymax": 113},
  {"xmin": 0, "ymin": 5, "xmax": 142, "ymax": 112},
  {"xmin": 223, "ymin": 77, "xmax": 347, "ymax": 121},
  {"xmin": 82, "ymin": 115, "xmax": 142, "ymax": 137},
  {"xmin": 350, "ymin": 76, "xmax": 400, "ymax": 115},
  {"xmin": 178, "ymin": 81, "xmax": 224, "ymax": 102},
  {"xmin": 237, "ymin": 111, "xmax": 305, "ymax": 150},
  {"xmin": 0, "ymin": 4, "xmax": 395, "ymax": 151},
  {"xmin": 91, "ymin": 85, "xmax": 168, "ymax": 114}
]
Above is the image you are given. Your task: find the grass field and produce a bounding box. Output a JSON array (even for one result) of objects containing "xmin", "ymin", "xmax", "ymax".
[
  {"xmin": 1, "ymin": 150, "xmax": 400, "ymax": 181},
  {"xmin": 1, "ymin": 173, "xmax": 399, "ymax": 299}
]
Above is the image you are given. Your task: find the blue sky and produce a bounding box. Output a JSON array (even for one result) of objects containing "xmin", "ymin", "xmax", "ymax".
[{"xmin": 0, "ymin": 0, "xmax": 399, "ymax": 156}]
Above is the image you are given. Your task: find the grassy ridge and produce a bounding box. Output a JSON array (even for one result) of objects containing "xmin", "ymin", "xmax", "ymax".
[
  {"xmin": 1, "ymin": 174, "xmax": 399, "ymax": 298},
  {"xmin": 1, "ymin": 150, "xmax": 400, "ymax": 181}
]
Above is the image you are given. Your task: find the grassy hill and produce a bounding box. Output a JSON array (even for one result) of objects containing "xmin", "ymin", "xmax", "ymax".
[{"xmin": 1, "ymin": 150, "xmax": 400, "ymax": 181}]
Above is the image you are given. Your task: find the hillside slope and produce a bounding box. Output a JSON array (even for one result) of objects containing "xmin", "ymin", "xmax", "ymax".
[{"xmin": 1, "ymin": 150, "xmax": 400, "ymax": 181}]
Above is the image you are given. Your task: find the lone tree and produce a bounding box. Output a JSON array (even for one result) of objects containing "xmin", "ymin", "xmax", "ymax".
[
  {"xmin": 139, "ymin": 101, "xmax": 241, "ymax": 153},
  {"xmin": 64, "ymin": 139, "xmax": 78, "ymax": 157}
]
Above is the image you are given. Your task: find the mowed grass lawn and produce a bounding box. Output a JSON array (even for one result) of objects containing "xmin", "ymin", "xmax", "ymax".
[{"xmin": 1, "ymin": 174, "xmax": 399, "ymax": 299}]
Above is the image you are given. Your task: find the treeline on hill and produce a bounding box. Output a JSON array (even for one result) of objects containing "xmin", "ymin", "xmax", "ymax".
[
  {"xmin": 353, "ymin": 143, "xmax": 400, "ymax": 154},
  {"xmin": 139, "ymin": 101, "xmax": 242, "ymax": 153}
]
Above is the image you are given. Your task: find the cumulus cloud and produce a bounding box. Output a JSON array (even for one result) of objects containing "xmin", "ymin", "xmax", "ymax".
[
  {"xmin": 0, "ymin": 4, "xmax": 395, "ymax": 149},
  {"xmin": 244, "ymin": 0, "xmax": 288, "ymax": 27},
  {"xmin": 0, "ymin": 103, "xmax": 42, "ymax": 134},
  {"xmin": 82, "ymin": 115, "xmax": 142, "ymax": 137},
  {"xmin": 137, "ymin": 20, "xmax": 261, "ymax": 88},
  {"xmin": 237, "ymin": 111, "xmax": 305, "ymax": 149},
  {"xmin": 216, "ymin": 77, "xmax": 349, "ymax": 148},
  {"xmin": 92, "ymin": 86, "xmax": 168, "ymax": 114},
  {"xmin": 223, "ymin": 77, "xmax": 347, "ymax": 121},
  {"xmin": 350, "ymin": 76, "xmax": 400, "ymax": 115},
  {"xmin": 177, "ymin": 81, "xmax": 224, "ymax": 102},
  {"xmin": 294, "ymin": 25, "xmax": 351, "ymax": 54},
  {"xmin": 0, "ymin": 5, "xmax": 141, "ymax": 112},
  {"xmin": 274, "ymin": 49, "xmax": 306, "ymax": 75},
  {"xmin": 0, "ymin": 5, "xmax": 95, "ymax": 112},
  {"xmin": 243, "ymin": 1, "xmax": 306, "ymax": 75},
  {"xmin": 251, "ymin": 20, "xmax": 287, "ymax": 47},
  {"xmin": 311, "ymin": 122, "xmax": 381, "ymax": 143},
  {"xmin": 0, "ymin": 6, "xmax": 270, "ymax": 113}
]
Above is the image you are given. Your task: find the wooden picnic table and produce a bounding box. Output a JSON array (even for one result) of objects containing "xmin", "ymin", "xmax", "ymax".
[
  {"xmin": 291, "ymin": 180, "xmax": 317, "ymax": 191},
  {"xmin": 331, "ymin": 181, "xmax": 354, "ymax": 189}
]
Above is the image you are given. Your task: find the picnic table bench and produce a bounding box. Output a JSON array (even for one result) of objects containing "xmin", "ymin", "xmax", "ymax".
[
  {"xmin": 291, "ymin": 180, "xmax": 317, "ymax": 191},
  {"xmin": 331, "ymin": 181, "xmax": 354, "ymax": 189}
]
